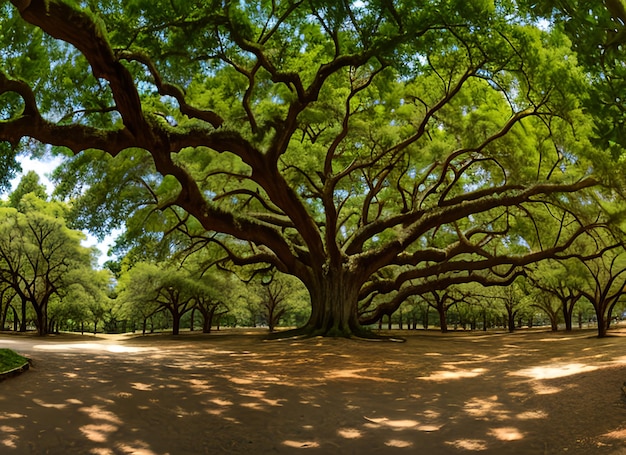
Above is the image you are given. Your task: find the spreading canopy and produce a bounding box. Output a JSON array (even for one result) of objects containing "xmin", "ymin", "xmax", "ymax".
[{"xmin": 0, "ymin": 0, "xmax": 617, "ymax": 336}]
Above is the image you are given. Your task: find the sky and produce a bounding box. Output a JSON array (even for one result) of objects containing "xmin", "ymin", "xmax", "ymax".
[{"xmin": 5, "ymin": 155, "xmax": 118, "ymax": 267}]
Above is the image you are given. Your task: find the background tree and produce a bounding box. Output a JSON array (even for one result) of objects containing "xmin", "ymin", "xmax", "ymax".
[
  {"xmin": 116, "ymin": 264, "xmax": 162, "ymax": 335},
  {"xmin": 528, "ymin": 259, "xmax": 586, "ymax": 331},
  {"xmin": 186, "ymin": 268, "xmax": 232, "ymax": 334},
  {"xmin": 0, "ymin": 194, "xmax": 94, "ymax": 335},
  {"xmin": 0, "ymin": 283, "xmax": 19, "ymax": 331},
  {"xmin": 530, "ymin": 288, "xmax": 562, "ymax": 332},
  {"xmin": 61, "ymin": 268, "xmax": 113, "ymax": 334},
  {"xmin": 117, "ymin": 262, "xmax": 197, "ymax": 335},
  {"xmin": 8, "ymin": 170, "xmax": 47, "ymax": 208},
  {"xmin": 576, "ymin": 246, "xmax": 626, "ymax": 337},
  {"xmin": 480, "ymin": 279, "xmax": 531, "ymax": 333},
  {"xmin": 420, "ymin": 290, "xmax": 461, "ymax": 333},
  {"xmin": 251, "ymin": 272, "xmax": 309, "ymax": 332},
  {"xmin": 0, "ymin": 0, "xmax": 614, "ymax": 337}
]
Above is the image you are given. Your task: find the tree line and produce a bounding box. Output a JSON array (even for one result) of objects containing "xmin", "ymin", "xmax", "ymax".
[
  {"xmin": 0, "ymin": 173, "xmax": 311, "ymax": 335},
  {"xmin": 1, "ymin": 172, "xmax": 624, "ymax": 338}
]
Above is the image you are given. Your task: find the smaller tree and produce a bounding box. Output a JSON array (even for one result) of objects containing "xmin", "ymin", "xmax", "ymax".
[
  {"xmin": 479, "ymin": 279, "xmax": 529, "ymax": 333},
  {"xmin": 61, "ymin": 268, "xmax": 113, "ymax": 334},
  {"xmin": 576, "ymin": 248, "xmax": 626, "ymax": 337},
  {"xmin": 188, "ymin": 272, "xmax": 231, "ymax": 334},
  {"xmin": 0, "ymin": 195, "xmax": 94, "ymax": 335},
  {"xmin": 117, "ymin": 262, "xmax": 196, "ymax": 335},
  {"xmin": 528, "ymin": 260, "xmax": 586, "ymax": 331},
  {"xmin": 8, "ymin": 171, "xmax": 47, "ymax": 208},
  {"xmin": 421, "ymin": 288, "xmax": 470, "ymax": 333},
  {"xmin": 238, "ymin": 272, "xmax": 308, "ymax": 332}
]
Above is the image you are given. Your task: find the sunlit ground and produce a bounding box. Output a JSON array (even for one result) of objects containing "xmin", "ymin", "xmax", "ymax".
[
  {"xmin": 32, "ymin": 343, "xmax": 157, "ymax": 354},
  {"xmin": 0, "ymin": 328, "xmax": 625, "ymax": 454}
]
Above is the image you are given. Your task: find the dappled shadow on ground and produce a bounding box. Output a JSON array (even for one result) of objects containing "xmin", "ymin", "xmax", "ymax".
[{"xmin": 0, "ymin": 329, "xmax": 625, "ymax": 454}]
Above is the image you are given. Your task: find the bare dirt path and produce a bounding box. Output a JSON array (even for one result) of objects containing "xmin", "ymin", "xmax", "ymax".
[{"xmin": 0, "ymin": 329, "xmax": 625, "ymax": 454}]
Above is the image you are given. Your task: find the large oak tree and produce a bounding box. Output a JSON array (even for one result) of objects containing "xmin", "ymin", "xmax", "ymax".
[{"xmin": 0, "ymin": 0, "xmax": 615, "ymax": 336}]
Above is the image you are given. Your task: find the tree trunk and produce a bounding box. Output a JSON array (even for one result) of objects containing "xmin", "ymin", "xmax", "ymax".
[
  {"xmin": 300, "ymin": 269, "xmax": 363, "ymax": 337},
  {"xmin": 1, "ymin": 302, "xmax": 8, "ymax": 330},
  {"xmin": 34, "ymin": 305, "xmax": 48, "ymax": 336},
  {"xmin": 20, "ymin": 299, "xmax": 27, "ymax": 332},
  {"xmin": 172, "ymin": 312, "xmax": 181, "ymax": 335},
  {"xmin": 550, "ymin": 317, "xmax": 558, "ymax": 332},
  {"xmin": 507, "ymin": 311, "xmax": 515, "ymax": 333},
  {"xmin": 202, "ymin": 311, "xmax": 212, "ymax": 333},
  {"xmin": 421, "ymin": 306, "xmax": 429, "ymax": 329},
  {"xmin": 437, "ymin": 306, "xmax": 448, "ymax": 333},
  {"xmin": 563, "ymin": 302, "xmax": 574, "ymax": 332},
  {"xmin": 268, "ymin": 306, "xmax": 275, "ymax": 332},
  {"xmin": 596, "ymin": 310, "xmax": 608, "ymax": 338}
]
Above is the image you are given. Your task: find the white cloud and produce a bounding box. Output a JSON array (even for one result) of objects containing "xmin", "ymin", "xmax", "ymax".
[{"xmin": 9, "ymin": 154, "xmax": 64, "ymax": 196}]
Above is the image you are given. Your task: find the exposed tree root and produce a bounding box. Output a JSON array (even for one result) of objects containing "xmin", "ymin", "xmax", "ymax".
[{"xmin": 265, "ymin": 326, "xmax": 406, "ymax": 342}]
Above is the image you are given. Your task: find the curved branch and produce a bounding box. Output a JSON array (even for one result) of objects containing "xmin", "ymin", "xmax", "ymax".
[{"xmin": 117, "ymin": 50, "xmax": 224, "ymax": 128}]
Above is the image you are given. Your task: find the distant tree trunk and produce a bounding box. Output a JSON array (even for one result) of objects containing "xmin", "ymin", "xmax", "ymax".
[
  {"xmin": 422, "ymin": 307, "xmax": 429, "ymax": 330},
  {"xmin": 563, "ymin": 302, "xmax": 574, "ymax": 332},
  {"xmin": 190, "ymin": 308, "xmax": 195, "ymax": 332},
  {"xmin": 596, "ymin": 310, "xmax": 608, "ymax": 338},
  {"xmin": 387, "ymin": 314, "xmax": 392, "ymax": 330},
  {"xmin": 172, "ymin": 312, "xmax": 181, "ymax": 335},
  {"xmin": 549, "ymin": 317, "xmax": 558, "ymax": 332},
  {"xmin": 578, "ymin": 312, "xmax": 583, "ymax": 329},
  {"xmin": 20, "ymin": 299, "xmax": 27, "ymax": 332},
  {"xmin": 507, "ymin": 311, "xmax": 516, "ymax": 333},
  {"xmin": 437, "ymin": 306, "xmax": 448, "ymax": 333},
  {"xmin": 1, "ymin": 303, "xmax": 8, "ymax": 330},
  {"xmin": 34, "ymin": 303, "xmax": 48, "ymax": 336},
  {"xmin": 202, "ymin": 313, "xmax": 212, "ymax": 333},
  {"xmin": 268, "ymin": 306, "xmax": 276, "ymax": 332}
]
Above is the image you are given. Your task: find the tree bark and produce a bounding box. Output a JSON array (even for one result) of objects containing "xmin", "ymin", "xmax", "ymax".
[
  {"xmin": 507, "ymin": 311, "xmax": 515, "ymax": 333},
  {"xmin": 202, "ymin": 313, "xmax": 212, "ymax": 333},
  {"xmin": 563, "ymin": 302, "xmax": 573, "ymax": 331},
  {"xmin": 300, "ymin": 268, "xmax": 363, "ymax": 337},
  {"xmin": 437, "ymin": 306, "xmax": 448, "ymax": 333},
  {"xmin": 20, "ymin": 299, "xmax": 27, "ymax": 332},
  {"xmin": 34, "ymin": 304, "xmax": 48, "ymax": 336},
  {"xmin": 596, "ymin": 310, "xmax": 608, "ymax": 338},
  {"xmin": 171, "ymin": 311, "xmax": 181, "ymax": 335},
  {"xmin": 1, "ymin": 302, "xmax": 8, "ymax": 330}
]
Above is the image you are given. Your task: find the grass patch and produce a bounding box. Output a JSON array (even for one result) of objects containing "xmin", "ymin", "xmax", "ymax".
[{"xmin": 0, "ymin": 349, "xmax": 28, "ymax": 374}]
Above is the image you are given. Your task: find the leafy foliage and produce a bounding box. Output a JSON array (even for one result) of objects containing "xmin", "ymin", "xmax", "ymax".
[{"xmin": 0, "ymin": 0, "xmax": 621, "ymax": 336}]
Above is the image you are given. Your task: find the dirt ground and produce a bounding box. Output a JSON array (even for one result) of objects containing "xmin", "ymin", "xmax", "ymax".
[{"xmin": 0, "ymin": 328, "xmax": 625, "ymax": 455}]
